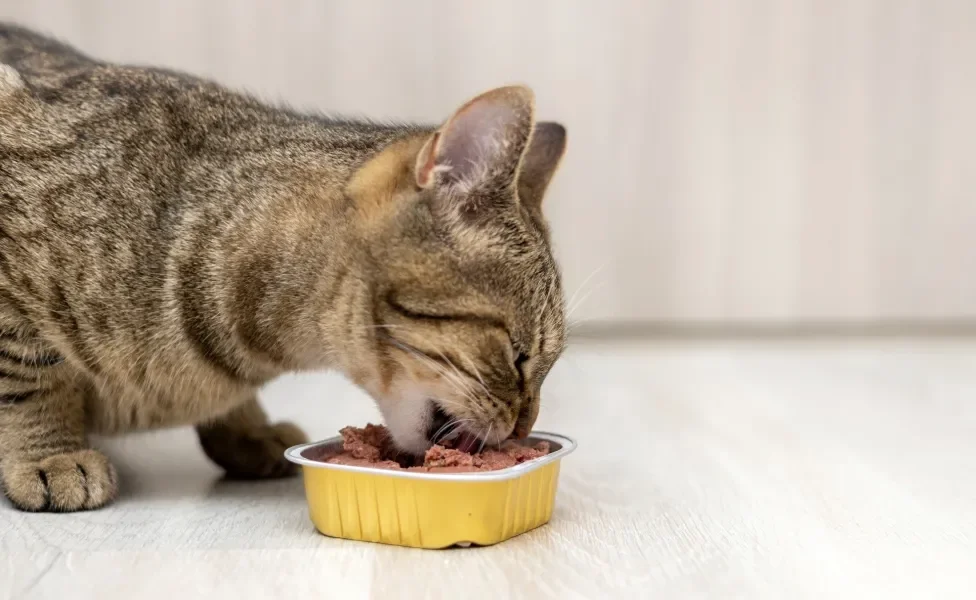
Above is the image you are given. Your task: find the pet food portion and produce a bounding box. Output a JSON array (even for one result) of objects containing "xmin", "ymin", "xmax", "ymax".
[{"xmin": 307, "ymin": 424, "xmax": 550, "ymax": 473}]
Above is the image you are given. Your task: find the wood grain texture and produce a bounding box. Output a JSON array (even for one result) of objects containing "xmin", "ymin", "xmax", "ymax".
[
  {"xmin": 2, "ymin": 339, "xmax": 975, "ymax": 599},
  {"xmin": 0, "ymin": 0, "xmax": 974, "ymax": 323}
]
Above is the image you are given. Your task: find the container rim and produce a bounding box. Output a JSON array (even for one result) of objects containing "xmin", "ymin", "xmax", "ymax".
[{"xmin": 284, "ymin": 430, "xmax": 577, "ymax": 482}]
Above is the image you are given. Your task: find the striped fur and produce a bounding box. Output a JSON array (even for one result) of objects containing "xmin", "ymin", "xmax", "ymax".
[
  {"xmin": 0, "ymin": 327, "xmax": 65, "ymax": 404},
  {"xmin": 0, "ymin": 23, "xmax": 567, "ymax": 512}
]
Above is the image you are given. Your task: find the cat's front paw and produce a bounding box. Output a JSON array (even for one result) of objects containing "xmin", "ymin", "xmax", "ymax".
[
  {"xmin": 199, "ymin": 421, "xmax": 308, "ymax": 480},
  {"xmin": 1, "ymin": 449, "xmax": 118, "ymax": 512}
]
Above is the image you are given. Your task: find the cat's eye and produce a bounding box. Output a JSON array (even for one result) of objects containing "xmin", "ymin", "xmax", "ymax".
[
  {"xmin": 385, "ymin": 296, "xmax": 508, "ymax": 331},
  {"xmin": 514, "ymin": 349, "xmax": 529, "ymax": 372}
]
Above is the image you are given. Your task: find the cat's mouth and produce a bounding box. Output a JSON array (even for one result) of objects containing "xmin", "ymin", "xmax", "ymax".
[{"xmin": 426, "ymin": 402, "xmax": 483, "ymax": 453}]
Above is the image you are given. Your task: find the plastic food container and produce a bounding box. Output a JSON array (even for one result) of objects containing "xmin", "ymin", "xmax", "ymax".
[{"xmin": 284, "ymin": 431, "xmax": 576, "ymax": 549}]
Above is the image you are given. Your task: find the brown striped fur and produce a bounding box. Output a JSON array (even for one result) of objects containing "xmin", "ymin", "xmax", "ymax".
[{"xmin": 0, "ymin": 24, "xmax": 567, "ymax": 512}]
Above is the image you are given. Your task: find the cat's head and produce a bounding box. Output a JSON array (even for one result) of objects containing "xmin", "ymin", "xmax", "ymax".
[{"xmin": 345, "ymin": 86, "xmax": 567, "ymax": 455}]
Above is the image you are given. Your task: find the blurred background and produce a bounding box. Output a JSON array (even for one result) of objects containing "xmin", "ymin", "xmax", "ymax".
[{"xmin": 2, "ymin": 0, "xmax": 974, "ymax": 331}]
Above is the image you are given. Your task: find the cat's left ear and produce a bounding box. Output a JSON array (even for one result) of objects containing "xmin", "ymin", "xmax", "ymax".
[
  {"xmin": 415, "ymin": 85, "xmax": 534, "ymax": 194},
  {"xmin": 518, "ymin": 122, "xmax": 567, "ymax": 210}
]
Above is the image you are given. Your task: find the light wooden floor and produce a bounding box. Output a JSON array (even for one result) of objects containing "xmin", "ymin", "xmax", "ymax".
[{"xmin": 2, "ymin": 338, "xmax": 975, "ymax": 599}]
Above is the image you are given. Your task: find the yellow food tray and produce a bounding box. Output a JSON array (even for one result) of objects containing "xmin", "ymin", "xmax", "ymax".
[{"xmin": 285, "ymin": 431, "xmax": 576, "ymax": 549}]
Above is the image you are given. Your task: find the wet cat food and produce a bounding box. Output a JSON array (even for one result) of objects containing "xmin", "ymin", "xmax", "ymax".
[{"xmin": 306, "ymin": 424, "xmax": 550, "ymax": 473}]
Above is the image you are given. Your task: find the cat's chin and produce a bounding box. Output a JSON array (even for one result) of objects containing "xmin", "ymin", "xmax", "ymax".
[
  {"xmin": 365, "ymin": 384, "xmax": 432, "ymax": 456},
  {"xmin": 384, "ymin": 425, "xmax": 429, "ymax": 457}
]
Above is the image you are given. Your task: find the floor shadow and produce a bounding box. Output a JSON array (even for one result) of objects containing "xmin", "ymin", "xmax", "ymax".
[{"xmin": 206, "ymin": 474, "xmax": 305, "ymax": 500}]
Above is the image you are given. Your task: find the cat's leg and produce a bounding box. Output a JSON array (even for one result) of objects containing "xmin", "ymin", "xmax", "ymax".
[
  {"xmin": 0, "ymin": 384, "xmax": 118, "ymax": 511},
  {"xmin": 196, "ymin": 395, "xmax": 307, "ymax": 479}
]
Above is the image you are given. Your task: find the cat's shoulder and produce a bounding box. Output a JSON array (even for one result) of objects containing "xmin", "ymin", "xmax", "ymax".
[{"xmin": 0, "ymin": 62, "xmax": 23, "ymax": 94}]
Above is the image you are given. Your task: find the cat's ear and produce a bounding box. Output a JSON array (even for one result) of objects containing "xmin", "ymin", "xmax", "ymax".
[
  {"xmin": 415, "ymin": 85, "xmax": 534, "ymax": 193},
  {"xmin": 518, "ymin": 122, "xmax": 567, "ymax": 210}
]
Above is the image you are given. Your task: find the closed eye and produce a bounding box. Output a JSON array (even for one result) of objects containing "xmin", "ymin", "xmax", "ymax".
[
  {"xmin": 514, "ymin": 349, "xmax": 529, "ymax": 381},
  {"xmin": 385, "ymin": 294, "xmax": 509, "ymax": 332}
]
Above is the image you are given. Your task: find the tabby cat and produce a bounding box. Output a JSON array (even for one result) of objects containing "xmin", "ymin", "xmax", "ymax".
[{"xmin": 0, "ymin": 24, "xmax": 567, "ymax": 512}]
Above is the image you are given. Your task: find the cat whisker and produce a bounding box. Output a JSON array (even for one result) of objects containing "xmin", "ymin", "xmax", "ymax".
[
  {"xmin": 410, "ymin": 352, "xmax": 483, "ymax": 410},
  {"xmin": 433, "ymin": 348, "xmax": 466, "ymax": 382},
  {"xmin": 431, "ymin": 417, "xmax": 464, "ymax": 444},
  {"xmin": 443, "ymin": 419, "xmax": 476, "ymax": 442},
  {"xmin": 566, "ymin": 281, "xmax": 604, "ymax": 320},
  {"xmin": 431, "ymin": 415, "xmax": 479, "ymax": 446},
  {"xmin": 373, "ymin": 324, "xmax": 501, "ymax": 427},
  {"xmin": 426, "ymin": 361, "xmax": 482, "ymax": 409},
  {"xmin": 478, "ymin": 422, "xmax": 493, "ymax": 454},
  {"xmin": 452, "ymin": 348, "xmax": 490, "ymax": 395},
  {"xmin": 386, "ymin": 335, "xmax": 468, "ymax": 390},
  {"xmin": 435, "ymin": 348, "xmax": 491, "ymax": 400},
  {"xmin": 383, "ymin": 335, "xmax": 490, "ymax": 419},
  {"xmin": 566, "ymin": 318, "xmax": 591, "ymax": 333},
  {"xmin": 564, "ymin": 262, "xmax": 605, "ymax": 315},
  {"xmin": 536, "ymin": 275, "xmax": 560, "ymax": 326},
  {"xmin": 372, "ymin": 324, "xmax": 483, "ymax": 395},
  {"xmin": 431, "ymin": 396, "xmax": 476, "ymax": 418}
]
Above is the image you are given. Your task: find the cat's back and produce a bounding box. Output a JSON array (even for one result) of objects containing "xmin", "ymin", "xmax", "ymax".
[
  {"xmin": 0, "ymin": 23, "xmax": 299, "ymax": 236},
  {"xmin": 0, "ymin": 22, "xmax": 265, "ymax": 127},
  {"xmin": 0, "ymin": 23, "xmax": 201, "ymax": 256},
  {"xmin": 0, "ymin": 22, "xmax": 96, "ymax": 81}
]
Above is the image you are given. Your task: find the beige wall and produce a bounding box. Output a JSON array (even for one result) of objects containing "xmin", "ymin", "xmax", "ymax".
[{"xmin": 3, "ymin": 0, "xmax": 975, "ymax": 324}]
